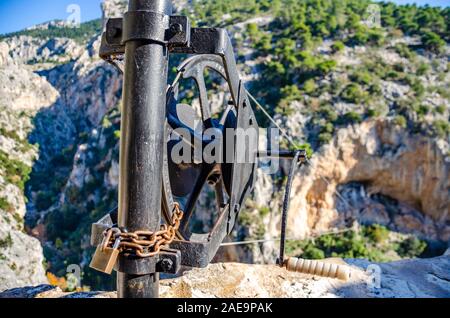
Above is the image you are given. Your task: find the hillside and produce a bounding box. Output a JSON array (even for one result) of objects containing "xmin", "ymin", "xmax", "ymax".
[{"xmin": 0, "ymin": 0, "xmax": 448, "ymax": 293}]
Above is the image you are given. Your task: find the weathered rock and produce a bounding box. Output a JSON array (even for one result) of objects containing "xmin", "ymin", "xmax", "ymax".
[
  {"xmin": 0, "ymin": 225, "xmax": 47, "ymax": 292},
  {"xmin": 1, "ymin": 256, "xmax": 449, "ymax": 298},
  {"xmin": 0, "ymin": 41, "xmax": 59, "ymax": 112},
  {"xmin": 102, "ymin": 0, "xmax": 189, "ymax": 23},
  {"xmin": 0, "ymin": 106, "xmax": 47, "ymax": 291},
  {"xmin": 6, "ymin": 36, "xmax": 83, "ymax": 66},
  {"xmin": 102, "ymin": 0, "xmax": 128, "ymax": 22},
  {"xmin": 287, "ymin": 120, "xmax": 450, "ymax": 241}
]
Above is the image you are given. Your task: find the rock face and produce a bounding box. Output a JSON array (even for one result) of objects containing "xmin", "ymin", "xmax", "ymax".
[
  {"xmin": 0, "ymin": 227, "xmax": 47, "ymax": 292},
  {"xmin": 0, "ymin": 41, "xmax": 59, "ymax": 111},
  {"xmin": 1, "ymin": 255, "xmax": 449, "ymax": 298},
  {"xmin": 101, "ymin": 0, "xmax": 187, "ymax": 21},
  {"xmin": 0, "ymin": 41, "xmax": 50, "ymax": 291},
  {"xmin": 287, "ymin": 120, "xmax": 450, "ymax": 241},
  {"xmin": 101, "ymin": 0, "xmax": 128, "ymax": 22}
]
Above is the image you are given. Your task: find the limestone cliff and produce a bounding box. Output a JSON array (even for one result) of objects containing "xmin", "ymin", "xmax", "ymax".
[
  {"xmin": 0, "ymin": 42, "xmax": 50, "ymax": 291},
  {"xmin": 288, "ymin": 120, "xmax": 449, "ymax": 241}
]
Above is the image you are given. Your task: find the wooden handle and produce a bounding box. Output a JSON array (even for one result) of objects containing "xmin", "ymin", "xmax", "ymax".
[{"xmin": 285, "ymin": 257, "xmax": 350, "ymax": 281}]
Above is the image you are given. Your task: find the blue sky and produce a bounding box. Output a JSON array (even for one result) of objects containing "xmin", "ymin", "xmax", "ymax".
[
  {"xmin": 0, "ymin": 0, "xmax": 448, "ymax": 35},
  {"xmin": 0, "ymin": 0, "xmax": 103, "ymax": 34}
]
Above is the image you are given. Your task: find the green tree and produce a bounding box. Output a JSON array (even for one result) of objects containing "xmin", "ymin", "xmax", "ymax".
[
  {"xmin": 331, "ymin": 41, "xmax": 345, "ymax": 53},
  {"xmin": 421, "ymin": 31, "xmax": 445, "ymax": 54}
]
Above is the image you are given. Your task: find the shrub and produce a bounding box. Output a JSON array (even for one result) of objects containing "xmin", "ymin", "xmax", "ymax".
[
  {"xmin": 331, "ymin": 41, "xmax": 345, "ymax": 53},
  {"xmin": 350, "ymin": 70, "xmax": 373, "ymax": 86},
  {"xmin": 364, "ymin": 225, "xmax": 390, "ymax": 244},
  {"xmin": 367, "ymin": 107, "xmax": 381, "ymax": 118},
  {"xmin": 259, "ymin": 206, "xmax": 270, "ymax": 217},
  {"xmin": 340, "ymin": 83, "xmax": 367, "ymax": 104},
  {"xmin": 0, "ymin": 198, "xmax": 13, "ymax": 212},
  {"xmin": 421, "ymin": 31, "xmax": 445, "ymax": 54},
  {"xmin": 433, "ymin": 120, "xmax": 450, "ymax": 138},
  {"xmin": 317, "ymin": 60, "xmax": 337, "ymax": 75},
  {"xmin": 368, "ymin": 83, "xmax": 382, "ymax": 96},
  {"xmin": 435, "ymin": 105, "xmax": 446, "ymax": 115},
  {"xmin": 347, "ymin": 27, "xmax": 385, "ymax": 47},
  {"xmin": 394, "ymin": 43, "xmax": 415, "ymax": 59},
  {"xmin": 396, "ymin": 237, "xmax": 427, "ymax": 258},
  {"xmin": 410, "ymin": 80, "xmax": 425, "ymax": 97},
  {"xmin": 302, "ymin": 245, "xmax": 325, "ymax": 259},
  {"xmin": 416, "ymin": 105, "xmax": 430, "ymax": 117},
  {"xmin": 393, "ymin": 63, "xmax": 405, "ymax": 73},
  {"xmin": 321, "ymin": 122, "xmax": 334, "ymax": 134},
  {"xmin": 416, "ymin": 62, "xmax": 430, "ymax": 76},
  {"xmin": 247, "ymin": 22, "xmax": 258, "ymax": 36},
  {"xmin": 340, "ymin": 111, "xmax": 363, "ymax": 125},
  {"xmin": 347, "ymin": 111, "xmax": 363, "ymax": 123},
  {"xmin": 296, "ymin": 143, "xmax": 313, "ymax": 158},
  {"xmin": 0, "ymin": 150, "xmax": 32, "ymax": 192},
  {"xmin": 303, "ymin": 79, "xmax": 316, "ymax": 94},
  {"xmin": 0, "ymin": 233, "xmax": 13, "ymax": 249},
  {"xmin": 393, "ymin": 115, "xmax": 407, "ymax": 128},
  {"xmin": 367, "ymin": 29, "xmax": 385, "ymax": 46},
  {"xmin": 317, "ymin": 105, "xmax": 337, "ymax": 122},
  {"xmin": 317, "ymin": 132, "xmax": 332, "ymax": 144}
]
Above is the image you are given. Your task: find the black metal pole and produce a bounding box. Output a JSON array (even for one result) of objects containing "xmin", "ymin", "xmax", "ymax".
[
  {"xmin": 118, "ymin": 0, "xmax": 172, "ymax": 298},
  {"xmin": 257, "ymin": 150, "xmax": 300, "ymax": 160}
]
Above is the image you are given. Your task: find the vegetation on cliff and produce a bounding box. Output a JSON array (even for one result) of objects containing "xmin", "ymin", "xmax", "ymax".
[
  {"xmin": 0, "ymin": 19, "xmax": 102, "ymax": 44},
  {"xmin": 285, "ymin": 224, "xmax": 428, "ymax": 263}
]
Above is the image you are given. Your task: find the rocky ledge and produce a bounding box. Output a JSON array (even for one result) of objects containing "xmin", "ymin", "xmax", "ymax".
[{"xmin": 1, "ymin": 253, "xmax": 449, "ymax": 298}]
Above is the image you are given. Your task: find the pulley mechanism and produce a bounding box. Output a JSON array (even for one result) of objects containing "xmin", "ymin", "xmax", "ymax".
[{"xmin": 89, "ymin": 0, "xmax": 348, "ymax": 298}]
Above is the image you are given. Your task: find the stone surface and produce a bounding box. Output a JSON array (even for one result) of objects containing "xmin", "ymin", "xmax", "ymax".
[
  {"xmin": 1, "ymin": 256, "xmax": 449, "ymax": 298},
  {"xmin": 0, "ymin": 226, "xmax": 48, "ymax": 292},
  {"xmin": 0, "ymin": 34, "xmax": 53, "ymax": 292}
]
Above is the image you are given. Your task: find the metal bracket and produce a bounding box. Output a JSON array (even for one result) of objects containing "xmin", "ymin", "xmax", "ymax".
[
  {"xmin": 100, "ymin": 15, "xmax": 190, "ymax": 54},
  {"xmin": 123, "ymin": 11, "xmax": 169, "ymax": 44},
  {"xmin": 100, "ymin": 22, "xmax": 241, "ymax": 113},
  {"xmin": 167, "ymin": 16, "xmax": 191, "ymax": 48},
  {"xmin": 116, "ymin": 248, "xmax": 181, "ymax": 275},
  {"xmin": 96, "ymin": 12, "xmax": 257, "ymax": 273},
  {"xmin": 105, "ymin": 18, "xmax": 123, "ymax": 46}
]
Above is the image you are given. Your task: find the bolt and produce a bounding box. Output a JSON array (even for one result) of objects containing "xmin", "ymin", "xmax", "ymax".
[
  {"xmin": 170, "ymin": 23, "xmax": 183, "ymax": 35},
  {"xmin": 107, "ymin": 26, "xmax": 122, "ymax": 39},
  {"xmin": 160, "ymin": 258, "xmax": 173, "ymax": 272},
  {"xmin": 276, "ymin": 258, "xmax": 284, "ymax": 266},
  {"xmin": 207, "ymin": 173, "xmax": 221, "ymax": 186}
]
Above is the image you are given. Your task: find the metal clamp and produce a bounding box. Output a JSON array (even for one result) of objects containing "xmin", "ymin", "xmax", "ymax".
[
  {"xmin": 103, "ymin": 15, "xmax": 191, "ymax": 47},
  {"xmin": 123, "ymin": 11, "xmax": 169, "ymax": 44}
]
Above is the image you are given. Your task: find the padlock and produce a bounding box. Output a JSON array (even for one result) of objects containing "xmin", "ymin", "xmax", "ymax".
[{"xmin": 90, "ymin": 231, "xmax": 121, "ymax": 275}]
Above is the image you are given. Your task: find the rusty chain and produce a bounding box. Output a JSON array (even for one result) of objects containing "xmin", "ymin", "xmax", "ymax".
[{"xmin": 101, "ymin": 203, "xmax": 184, "ymax": 258}]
